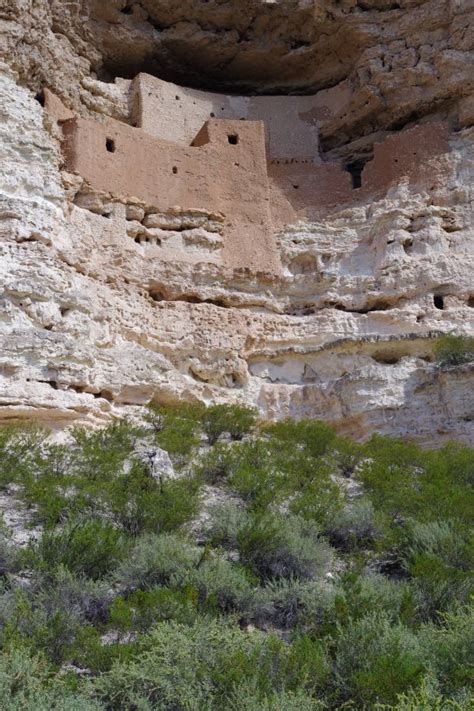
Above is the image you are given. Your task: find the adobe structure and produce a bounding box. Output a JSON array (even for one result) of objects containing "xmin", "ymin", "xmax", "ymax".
[{"xmin": 50, "ymin": 74, "xmax": 450, "ymax": 275}]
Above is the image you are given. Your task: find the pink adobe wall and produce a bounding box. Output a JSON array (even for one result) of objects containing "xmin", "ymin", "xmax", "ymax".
[
  {"xmin": 362, "ymin": 122, "xmax": 450, "ymax": 193},
  {"xmin": 132, "ymin": 73, "xmax": 321, "ymax": 162},
  {"xmin": 62, "ymin": 115, "xmax": 281, "ymax": 274}
]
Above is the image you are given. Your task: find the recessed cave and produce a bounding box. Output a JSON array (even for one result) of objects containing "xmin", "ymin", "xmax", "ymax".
[
  {"xmin": 345, "ymin": 158, "xmax": 367, "ymax": 189},
  {"xmin": 433, "ymin": 295, "xmax": 445, "ymax": 310}
]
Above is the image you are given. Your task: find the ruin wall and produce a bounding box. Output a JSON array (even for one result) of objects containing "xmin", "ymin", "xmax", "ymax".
[
  {"xmin": 132, "ymin": 73, "xmax": 321, "ymax": 162},
  {"xmin": 62, "ymin": 115, "xmax": 281, "ymax": 274}
]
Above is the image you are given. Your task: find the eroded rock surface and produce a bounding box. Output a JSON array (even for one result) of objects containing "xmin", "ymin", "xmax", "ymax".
[{"xmin": 0, "ymin": 1, "xmax": 472, "ymax": 443}]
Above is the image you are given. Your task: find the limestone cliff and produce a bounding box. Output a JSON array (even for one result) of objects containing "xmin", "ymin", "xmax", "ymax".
[{"xmin": 0, "ymin": 0, "xmax": 472, "ymax": 442}]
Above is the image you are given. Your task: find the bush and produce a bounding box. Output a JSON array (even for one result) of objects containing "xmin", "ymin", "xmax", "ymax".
[
  {"xmin": 201, "ymin": 502, "xmax": 249, "ymax": 549},
  {"xmin": 194, "ymin": 443, "xmax": 241, "ymax": 484},
  {"xmin": 93, "ymin": 618, "xmax": 328, "ymax": 709},
  {"xmin": 202, "ymin": 404, "xmax": 258, "ymax": 445},
  {"xmin": 418, "ymin": 606, "xmax": 474, "ymax": 695},
  {"xmin": 434, "ymin": 335, "xmax": 474, "ymax": 367},
  {"xmin": 110, "ymin": 587, "xmax": 198, "ymax": 633},
  {"xmin": 332, "ymin": 612, "xmax": 426, "ymax": 706},
  {"xmin": 237, "ymin": 514, "xmax": 333, "ymax": 583},
  {"xmin": 114, "ymin": 532, "xmax": 201, "ymax": 591},
  {"xmin": 399, "ymin": 519, "xmax": 473, "ymax": 617},
  {"xmin": 150, "ymin": 403, "xmax": 204, "ymax": 464},
  {"xmin": 264, "ymin": 419, "xmax": 336, "ymax": 459},
  {"xmin": 187, "ymin": 556, "xmax": 254, "ymax": 613},
  {"xmin": 324, "ymin": 497, "xmax": 378, "ymax": 550},
  {"xmin": 31, "ymin": 519, "xmax": 126, "ymax": 579},
  {"xmin": 0, "ymin": 646, "xmax": 101, "ymax": 710}
]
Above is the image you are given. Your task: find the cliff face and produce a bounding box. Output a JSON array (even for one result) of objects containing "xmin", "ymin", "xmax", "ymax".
[{"xmin": 0, "ymin": 0, "xmax": 473, "ymax": 442}]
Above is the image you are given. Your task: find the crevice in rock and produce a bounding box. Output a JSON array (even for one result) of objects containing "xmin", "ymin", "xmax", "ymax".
[{"xmin": 149, "ymin": 289, "xmax": 228, "ymax": 308}]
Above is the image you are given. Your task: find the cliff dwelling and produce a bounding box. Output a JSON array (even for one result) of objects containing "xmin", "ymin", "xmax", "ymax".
[{"xmin": 47, "ymin": 74, "xmax": 450, "ymax": 275}]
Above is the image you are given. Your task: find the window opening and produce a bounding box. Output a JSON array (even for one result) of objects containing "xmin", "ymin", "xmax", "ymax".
[
  {"xmin": 228, "ymin": 134, "xmax": 239, "ymax": 145},
  {"xmin": 106, "ymin": 138, "xmax": 116, "ymax": 153}
]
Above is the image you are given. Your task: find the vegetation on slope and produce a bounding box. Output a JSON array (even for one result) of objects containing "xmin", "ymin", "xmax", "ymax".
[{"xmin": 0, "ymin": 403, "xmax": 472, "ymax": 710}]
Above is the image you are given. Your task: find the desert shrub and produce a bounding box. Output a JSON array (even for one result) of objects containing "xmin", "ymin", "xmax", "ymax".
[
  {"xmin": 194, "ymin": 442, "xmax": 242, "ymax": 484},
  {"xmin": 186, "ymin": 556, "xmax": 255, "ymax": 613},
  {"xmin": 434, "ymin": 334, "xmax": 474, "ymax": 367},
  {"xmin": 264, "ymin": 419, "xmax": 336, "ymax": 459},
  {"xmin": 328, "ymin": 436, "xmax": 365, "ymax": 477},
  {"xmin": 202, "ymin": 404, "xmax": 258, "ymax": 445},
  {"xmin": 418, "ymin": 606, "xmax": 474, "ymax": 695},
  {"xmin": 0, "ymin": 586, "xmax": 87, "ymax": 665},
  {"xmin": 376, "ymin": 676, "xmax": 473, "ymax": 710},
  {"xmin": 237, "ymin": 513, "xmax": 333, "ymax": 583},
  {"xmin": 227, "ymin": 685, "xmax": 326, "ymax": 710},
  {"xmin": 110, "ymin": 587, "xmax": 199, "ymax": 633},
  {"xmin": 252, "ymin": 578, "xmax": 338, "ymax": 632},
  {"xmin": 0, "ymin": 646, "xmax": 101, "ymax": 710},
  {"xmin": 324, "ymin": 496, "xmax": 378, "ymax": 550},
  {"xmin": 226, "ymin": 440, "xmax": 286, "ymax": 510},
  {"xmin": 93, "ymin": 618, "xmax": 328, "ymax": 709},
  {"xmin": 400, "ymin": 519, "xmax": 474, "ymax": 616},
  {"xmin": 102, "ymin": 462, "xmax": 201, "ymax": 535},
  {"xmin": 114, "ymin": 532, "xmax": 201, "ymax": 591},
  {"xmin": 70, "ymin": 421, "xmax": 141, "ymax": 481},
  {"xmin": 0, "ymin": 525, "xmax": 19, "ymax": 577},
  {"xmin": 0, "ymin": 424, "xmax": 48, "ymax": 488},
  {"xmin": 201, "ymin": 502, "xmax": 249, "ymax": 549},
  {"xmin": 31, "ymin": 518, "xmax": 126, "ymax": 579},
  {"xmin": 147, "ymin": 402, "xmax": 204, "ymax": 463},
  {"xmin": 337, "ymin": 572, "xmax": 417, "ymax": 626},
  {"xmin": 332, "ymin": 612, "xmax": 426, "ymax": 706}
]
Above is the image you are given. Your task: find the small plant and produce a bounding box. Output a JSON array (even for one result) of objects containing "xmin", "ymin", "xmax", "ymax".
[
  {"xmin": 114, "ymin": 532, "xmax": 201, "ymax": 591},
  {"xmin": 237, "ymin": 513, "xmax": 333, "ymax": 583},
  {"xmin": 31, "ymin": 518, "xmax": 126, "ymax": 580},
  {"xmin": 434, "ymin": 335, "xmax": 474, "ymax": 367},
  {"xmin": 202, "ymin": 404, "xmax": 257, "ymax": 445}
]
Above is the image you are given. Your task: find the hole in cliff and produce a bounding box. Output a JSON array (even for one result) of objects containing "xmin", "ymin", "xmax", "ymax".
[
  {"xmin": 372, "ymin": 353, "xmax": 401, "ymax": 365},
  {"xmin": 121, "ymin": 5, "xmax": 133, "ymax": 14},
  {"xmin": 468, "ymin": 297, "xmax": 474, "ymax": 307},
  {"xmin": 228, "ymin": 134, "xmax": 239, "ymax": 145},
  {"xmin": 210, "ymin": 112, "xmax": 215, "ymax": 117},
  {"xmin": 433, "ymin": 295, "xmax": 445, "ymax": 310},
  {"xmin": 345, "ymin": 159, "xmax": 365, "ymax": 189},
  {"xmin": 172, "ymin": 166, "xmax": 178, "ymax": 174},
  {"xmin": 35, "ymin": 90, "xmax": 45, "ymax": 107},
  {"xmin": 106, "ymin": 138, "xmax": 116, "ymax": 153},
  {"xmin": 293, "ymin": 184, "xmax": 300, "ymax": 190},
  {"xmin": 403, "ymin": 238, "xmax": 414, "ymax": 255},
  {"xmin": 175, "ymin": 95, "xmax": 180, "ymax": 101}
]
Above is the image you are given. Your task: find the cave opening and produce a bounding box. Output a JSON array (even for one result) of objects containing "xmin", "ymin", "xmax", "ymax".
[
  {"xmin": 433, "ymin": 295, "xmax": 445, "ymax": 310},
  {"xmin": 345, "ymin": 159, "xmax": 366, "ymax": 189}
]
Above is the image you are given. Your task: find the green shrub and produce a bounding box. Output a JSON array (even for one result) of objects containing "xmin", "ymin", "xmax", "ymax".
[
  {"xmin": 114, "ymin": 532, "xmax": 201, "ymax": 591},
  {"xmin": 376, "ymin": 676, "xmax": 473, "ymax": 710},
  {"xmin": 227, "ymin": 685, "xmax": 326, "ymax": 710},
  {"xmin": 338, "ymin": 572, "xmax": 417, "ymax": 626},
  {"xmin": 147, "ymin": 402, "xmax": 204, "ymax": 464},
  {"xmin": 0, "ymin": 646, "xmax": 101, "ymax": 710},
  {"xmin": 93, "ymin": 618, "xmax": 328, "ymax": 709},
  {"xmin": 0, "ymin": 424, "xmax": 48, "ymax": 488},
  {"xmin": 419, "ymin": 606, "xmax": 474, "ymax": 695},
  {"xmin": 201, "ymin": 502, "xmax": 249, "ymax": 549},
  {"xmin": 202, "ymin": 404, "xmax": 258, "ymax": 445},
  {"xmin": 324, "ymin": 497, "xmax": 378, "ymax": 550},
  {"xmin": 264, "ymin": 419, "xmax": 336, "ymax": 459},
  {"xmin": 194, "ymin": 442, "xmax": 241, "ymax": 484},
  {"xmin": 332, "ymin": 612, "xmax": 426, "ymax": 706},
  {"xmin": 434, "ymin": 335, "xmax": 474, "ymax": 367},
  {"xmin": 186, "ymin": 556, "xmax": 254, "ymax": 613},
  {"xmin": 237, "ymin": 514, "xmax": 333, "ymax": 583},
  {"xmin": 252, "ymin": 578, "xmax": 338, "ymax": 632},
  {"xmin": 110, "ymin": 587, "xmax": 198, "ymax": 633},
  {"xmin": 31, "ymin": 519, "xmax": 126, "ymax": 579}
]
